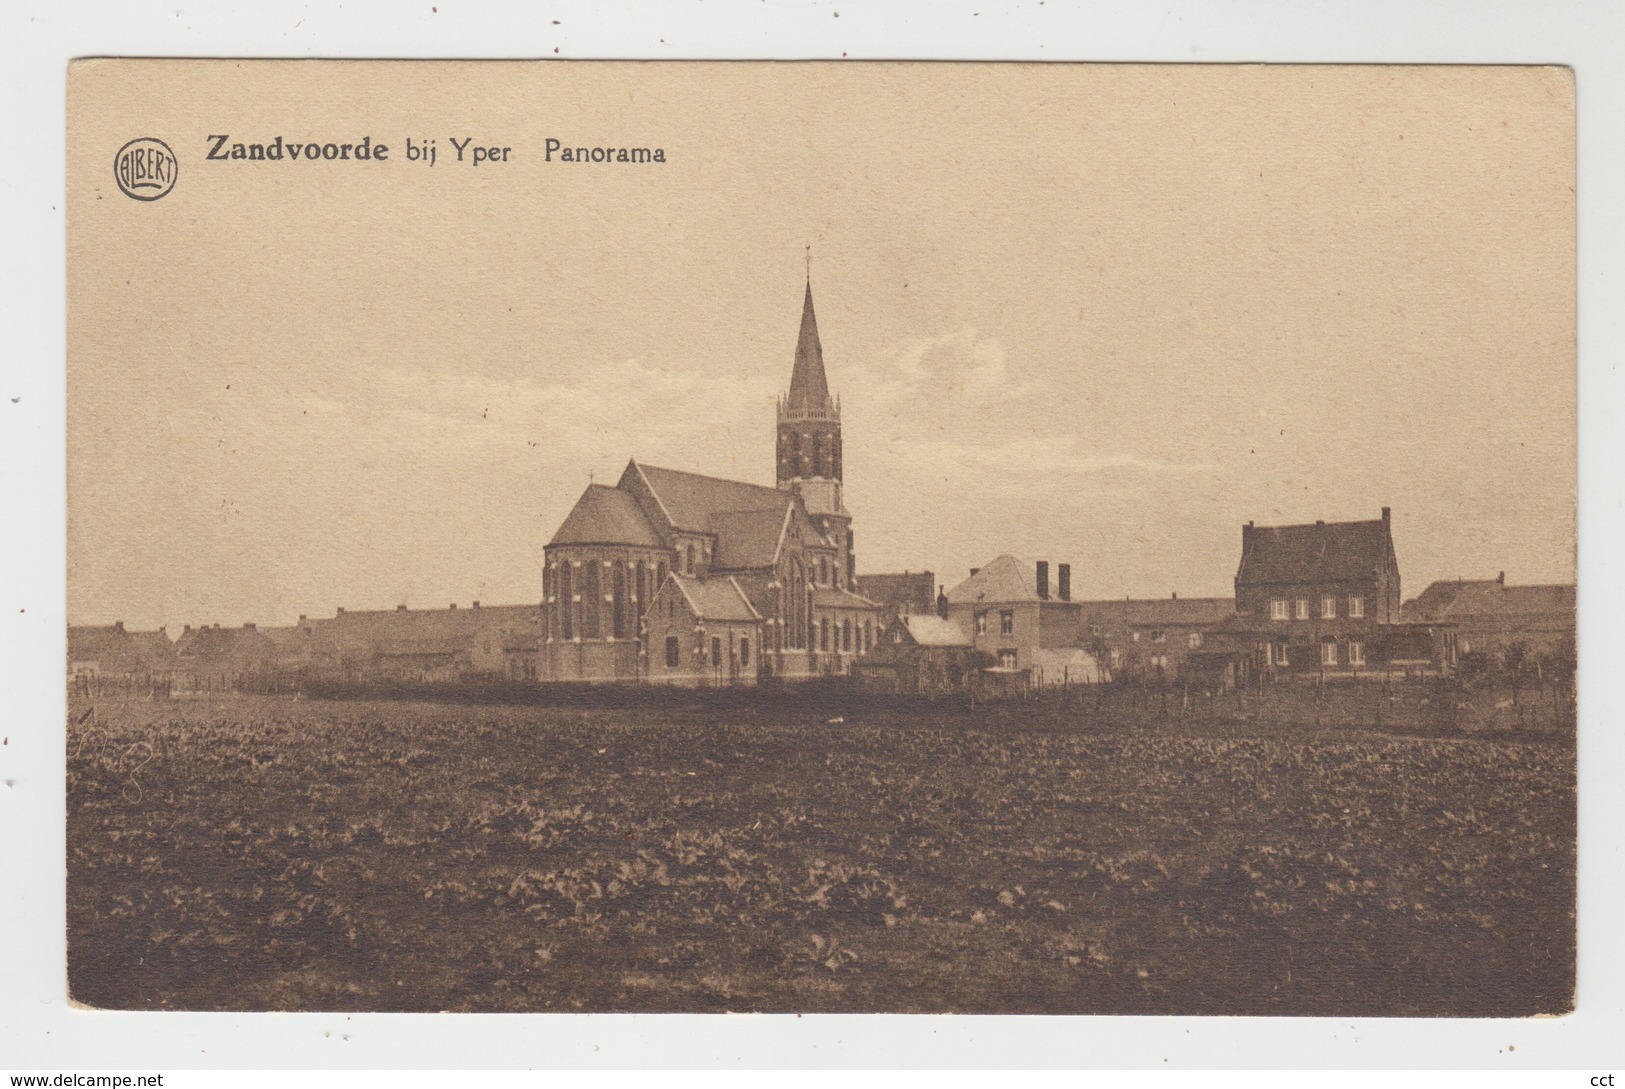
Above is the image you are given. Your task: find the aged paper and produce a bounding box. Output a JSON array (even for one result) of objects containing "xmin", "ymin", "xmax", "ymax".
[{"xmin": 66, "ymin": 60, "xmax": 1575, "ymax": 1014}]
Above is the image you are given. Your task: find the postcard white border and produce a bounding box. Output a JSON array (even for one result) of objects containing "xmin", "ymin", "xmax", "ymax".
[{"xmin": 2, "ymin": 0, "xmax": 1621, "ymax": 1070}]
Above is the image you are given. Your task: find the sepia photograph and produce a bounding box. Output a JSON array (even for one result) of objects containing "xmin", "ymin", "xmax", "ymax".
[{"xmin": 60, "ymin": 59, "xmax": 1576, "ymax": 1019}]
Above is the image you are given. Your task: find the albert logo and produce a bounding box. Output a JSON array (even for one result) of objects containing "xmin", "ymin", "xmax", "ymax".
[{"xmin": 114, "ymin": 137, "xmax": 178, "ymax": 201}]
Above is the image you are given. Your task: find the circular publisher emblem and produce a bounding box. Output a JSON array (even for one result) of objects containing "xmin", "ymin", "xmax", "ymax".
[{"xmin": 113, "ymin": 138, "xmax": 178, "ymax": 201}]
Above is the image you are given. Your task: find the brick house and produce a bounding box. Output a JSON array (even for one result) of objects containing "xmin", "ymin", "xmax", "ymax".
[
  {"xmin": 944, "ymin": 555, "xmax": 1096, "ymax": 682},
  {"xmin": 854, "ymin": 613, "xmax": 992, "ymax": 696},
  {"xmin": 1075, "ymin": 595, "xmax": 1239, "ymax": 684},
  {"xmin": 1403, "ymin": 573, "xmax": 1575, "ymax": 667},
  {"xmin": 853, "ymin": 571, "xmax": 937, "ymax": 628},
  {"xmin": 1233, "ymin": 508, "xmax": 1401, "ymax": 676},
  {"xmin": 304, "ymin": 602, "xmax": 542, "ymax": 683},
  {"xmin": 67, "ymin": 621, "xmax": 174, "ymax": 682}
]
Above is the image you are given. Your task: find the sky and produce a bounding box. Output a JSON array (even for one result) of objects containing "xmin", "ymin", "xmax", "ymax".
[{"xmin": 67, "ymin": 61, "xmax": 1576, "ymax": 630}]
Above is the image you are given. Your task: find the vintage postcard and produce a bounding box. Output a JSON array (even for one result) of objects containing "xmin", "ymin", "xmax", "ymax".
[{"xmin": 65, "ymin": 60, "xmax": 1575, "ymax": 1015}]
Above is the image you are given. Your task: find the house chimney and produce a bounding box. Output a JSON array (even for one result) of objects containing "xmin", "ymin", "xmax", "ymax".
[
  {"xmin": 397, "ymin": 604, "xmax": 407, "ymax": 611},
  {"xmin": 1315, "ymin": 520, "xmax": 1325, "ymax": 528},
  {"xmin": 1058, "ymin": 563, "xmax": 1071, "ymax": 602},
  {"xmin": 473, "ymin": 601, "xmax": 480, "ymax": 609},
  {"xmin": 970, "ymin": 567, "xmax": 980, "ymax": 578},
  {"xmin": 183, "ymin": 624, "xmax": 191, "ymax": 633},
  {"xmin": 298, "ymin": 614, "xmax": 306, "ymax": 624},
  {"xmin": 1037, "ymin": 561, "xmax": 1050, "ymax": 600},
  {"xmin": 450, "ymin": 603, "xmax": 457, "ymax": 609},
  {"xmin": 114, "ymin": 620, "xmax": 124, "ymax": 633},
  {"xmin": 336, "ymin": 607, "xmax": 345, "ymax": 615},
  {"xmin": 1382, "ymin": 506, "xmax": 1391, "ymax": 525},
  {"xmin": 243, "ymin": 622, "xmax": 255, "ymax": 631},
  {"xmin": 937, "ymin": 586, "xmax": 949, "ymax": 620},
  {"xmin": 1172, "ymin": 591, "xmax": 1178, "ymax": 600},
  {"xmin": 1498, "ymin": 571, "xmax": 1505, "ymax": 585},
  {"xmin": 1243, "ymin": 521, "xmax": 1254, "ymax": 549}
]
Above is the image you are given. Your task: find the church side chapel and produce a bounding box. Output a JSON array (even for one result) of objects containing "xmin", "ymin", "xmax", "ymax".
[{"xmin": 539, "ymin": 276, "xmax": 884, "ymax": 684}]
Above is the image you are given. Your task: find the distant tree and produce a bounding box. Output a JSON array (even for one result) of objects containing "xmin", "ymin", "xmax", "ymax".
[
  {"xmin": 1501, "ymin": 640, "xmax": 1531, "ymax": 705},
  {"xmin": 1458, "ymin": 650, "xmax": 1492, "ymax": 686},
  {"xmin": 1538, "ymin": 633, "xmax": 1577, "ymax": 703}
]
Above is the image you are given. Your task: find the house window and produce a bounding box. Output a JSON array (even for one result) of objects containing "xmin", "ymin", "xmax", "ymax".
[
  {"xmin": 665, "ymin": 636, "xmax": 679, "ymax": 669},
  {"xmin": 1151, "ymin": 654, "xmax": 1167, "ymax": 671},
  {"xmin": 819, "ymin": 557, "xmax": 828, "ymax": 585},
  {"xmin": 1349, "ymin": 639, "xmax": 1366, "ymax": 667},
  {"xmin": 1295, "ymin": 598, "xmax": 1310, "ymax": 621},
  {"xmin": 1273, "ymin": 640, "xmax": 1290, "ymax": 666},
  {"xmin": 1321, "ymin": 595, "xmax": 1337, "ymax": 620},
  {"xmin": 1270, "ymin": 599, "xmax": 1289, "ymax": 621},
  {"xmin": 1348, "ymin": 595, "xmax": 1366, "ymax": 619},
  {"xmin": 712, "ymin": 637, "xmax": 722, "ymax": 665},
  {"xmin": 842, "ymin": 619, "xmax": 852, "ymax": 652},
  {"xmin": 1109, "ymin": 650, "xmax": 1122, "ymax": 669},
  {"xmin": 1321, "ymin": 639, "xmax": 1339, "ymax": 667},
  {"xmin": 1188, "ymin": 631, "xmax": 1202, "ymax": 649},
  {"xmin": 999, "ymin": 649, "xmax": 1018, "ymax": 670},
  {"xmin": 975, "ymin": 611, "xmax": 987, "ymax": 636},
  {"xmin": 685, "ymin": 545, "xmax": 695, "ymax": 574},
  {"xmin": 1150, "ymin": 630, "xmax": 1166, "ymax": 643},
  {"xmin": 820, "ymin": 617, "xmax": 830, "ymax": 651},
  {"xmin": 740, "ymin": 638, "xmax": 750, "ymax": 667},
  {"xmin": 1000, "ymin": 610, "xmax": 1014, "ymax": 636}
]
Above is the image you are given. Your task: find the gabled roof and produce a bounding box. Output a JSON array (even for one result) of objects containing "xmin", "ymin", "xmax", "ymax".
[
  {"xmin": 174, "ymin": 625, "xmax": 275, "ymax": 662},
  {"xmin": 898, "ymin": 614, "xmax": 971, "ymax": 647},
  {"xmin": 634, "ymin": 463, "xmax": 790, "ymax": 535},
  {"xmin": 549, "ymin": 484, "xmax": 664, "ymax": 548},
  {"xmin": 309, "ymin": 604, "xmax": 541, "ymax": 659},
  {"xmin": 708, "ymin": 506, "xmax": 790, "ymax": 570},
  {"xmin": 946, "ymin": 555, "xmax": 1042, "ymax": 604},
  {"xmin": 1077, "ymin": 597, "xmax": 1238, "ymax": 629},
  {"xmin": 1404, "ymin": 580, "xmax": 1575, "ymax": 623},
  {"xmin": 854, "ymin": 572, "xmax": 937, "ymax": 615},
  {"xmin": 1236, "ymin": 517, "xmax": 1393, "ymax": 585},
  {"xmin": 667, "ymin": 574, "xmax": 761, "ymax": 622},
  {"xmin": 785, "ymin": 281, "xmax": 834, "ymax": 416},
  {"xmin": 67, "ymin": 625, "xmax": 174, "ymax": 671},
  {"xmin": 812, "ymin": 586, "xmax": 883, "ymax": 611},
  {"xmin": 1029, "ymin": 647, "xmax": 1103, "ymax": 679}
]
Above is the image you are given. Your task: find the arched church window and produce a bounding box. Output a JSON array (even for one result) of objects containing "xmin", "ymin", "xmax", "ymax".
[
  {"xmin": 560, "ymin": 563, "xmax": 574, "ymax": 641},
  {"xmin": 611, "ymin": 563, "xmax": 627, "ymax": 639},
  {"xmin": 820, "ymin": 617, "xmax": 830, "ymax": 652}
]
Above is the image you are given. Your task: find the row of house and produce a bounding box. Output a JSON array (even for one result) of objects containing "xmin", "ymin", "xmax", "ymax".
[
  {"xmin": 853, "ymin": 508, "xmax": 1574, "ymax": 696},
  {"xmin": 68, "ymin": 602, "xmax": 544, "ymax": 693}
]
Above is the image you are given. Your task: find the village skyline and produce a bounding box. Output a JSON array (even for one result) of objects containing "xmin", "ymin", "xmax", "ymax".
[{"xmin": 67, "ymin": 64, "xmax": 1575, "ymax": 632}]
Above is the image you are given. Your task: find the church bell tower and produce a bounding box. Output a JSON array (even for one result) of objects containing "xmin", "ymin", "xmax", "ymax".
[{"xmin": 777, "ymin": 276, "xmax": 854, "ymax": 580}]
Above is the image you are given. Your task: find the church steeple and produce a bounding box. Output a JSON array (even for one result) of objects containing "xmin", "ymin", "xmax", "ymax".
[
  {"xmin": 777, "ymin": 271, "xmax": 849, "ymax": 556},
  {"xmin": 786, "ymin": 280, "xmax": 834, "ymax": 417}
]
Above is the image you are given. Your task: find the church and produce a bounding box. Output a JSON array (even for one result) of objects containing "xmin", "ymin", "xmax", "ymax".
[{"xmin": 539, "ymin": 278, "xmax": 885, "ymax": 684}]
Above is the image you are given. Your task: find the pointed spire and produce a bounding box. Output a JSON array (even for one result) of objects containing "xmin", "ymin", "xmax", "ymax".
[{"xmin": 786, "ymin": 279, "xmax": 833, "ymax": 415}]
